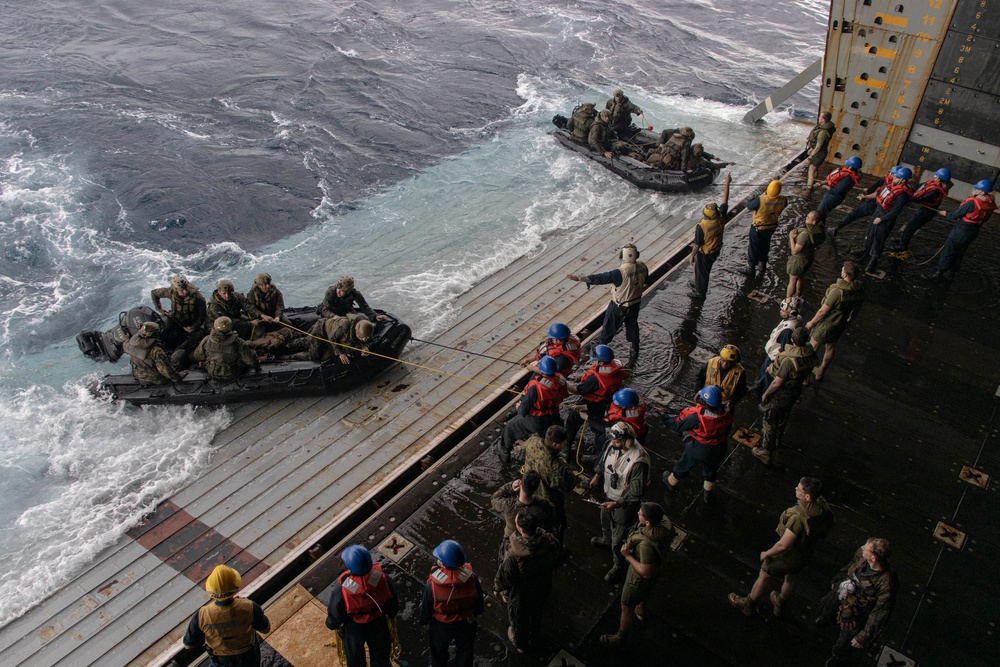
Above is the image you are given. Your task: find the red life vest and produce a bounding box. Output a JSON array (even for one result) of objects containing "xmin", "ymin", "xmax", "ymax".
[
  {"xmin": 912, "ymin": 179, "xmax": 949, "ymax": 208},
  {"xmin": 676, "ymin": 404, "xmax": 733, "ymax": 445},
  {"xmin": 875, "ymin": 181, "xmax": 911, "ymax": 211},
  {"xmin": 534, "ymin": 335, "xmax": 582, "ymax": 375},
  {"xmin": 339, "ymin": 563, "xmax": 393, "ymax": 624},
  {"xmin": 527, "ymin": 374, "xmax": 568, "ymax": 417},
  {"xmin": 961, "ymin": 193, "xmax": 997, "ymax": 225},
  {"xmin": 825, "ymin": 166, "xmax": 860, "ymax": 190},
  {"xmin": 428, "ymin": 563, "xmax": 478, "ymax": 623},
  {"xmin": 579, "ymin": 360, "xmax": 627, "ymax": 403},
  {"xmin": 606, "ymin": 397, "xmax": 648, "ymax": 439}
]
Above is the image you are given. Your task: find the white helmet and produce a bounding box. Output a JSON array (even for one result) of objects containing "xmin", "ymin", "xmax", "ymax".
[{"xmin": 620, "ymin": 243, "xmax": 639, "ymax": 263}]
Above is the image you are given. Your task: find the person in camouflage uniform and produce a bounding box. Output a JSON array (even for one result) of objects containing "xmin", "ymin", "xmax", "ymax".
[
  {"xmin": 317, "ymin": 275, "xmax": 385, "ymax": 321},
  {"xmin": 588, "ymin": 110, "xmax": 629, "ymax": 158},
  {"xmin": 492, "ymin": 511, "xmax": 561, "ymax": 654},
  {"xmin": 566, "ymin": 102, "xmax": 597, "ymax": 141},
  {"xmin": 806, "ymin": 260, "xmax": 865, "ymax": 381},
  {"xmin": 207, "ymin": 279, "xmax": 274, "ymax": 341},
  {"xmin": 522, "ymin": 425, "xmax": 576, "ymax": 544},
  {"xmin": 309, "ymin": 313, "xmax": 374, "ymax": 364},
  {"xmin": 123, "ymin": 321, "xmax": 187, "ymax": 386},
  {"xmin": 247, "ymin": 273, "xmax": 286, "ymax": 323},
  {"xmin": 192, "ymin": 316, "xmax": 261, "ymax": 381},
  {"xmin": 151, "ymin": 275, "xmax": 209, "ymax": 369},
  {"xmin": 752, "ymin": 327, "xmax": 818, "ymax": 466},
  {"xmin": 491, "ymin": 470, "xmax": 557, "ymax": 562},
  {"xmin": 806, "ymin": 111, "xmax": 836, "ymax": 192},
  {"xmin": 605, "ymin": 88, "xmax": 642, "ymax": 139},
  {"xmin": 816, "ymin": 538, "xmax": 897, "ymax": 667}
]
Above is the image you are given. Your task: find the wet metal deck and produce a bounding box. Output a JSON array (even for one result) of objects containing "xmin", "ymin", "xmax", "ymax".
[
  {"xmin": 0, "ymin": 183, "xmax": 730, "ymax": 666},
  {"xmin": 277, "ymin": 172, "xmax": 999, "ymax": 667}
]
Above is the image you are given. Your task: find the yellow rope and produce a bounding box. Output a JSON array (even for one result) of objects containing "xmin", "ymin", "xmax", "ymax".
[
  {"xmin": 278, "ymin": 320, "xmax": 523, "ymax": 396},
  {"xmin": 915, "ymin": 245, "xmax": 944, "ymax": 266},
  {"xmin": 574, "ymin": 420, "xmax": 587, "ymax": 474}
]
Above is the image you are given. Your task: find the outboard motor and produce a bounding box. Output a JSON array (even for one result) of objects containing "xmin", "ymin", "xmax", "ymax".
[{"xmin": 77, "ymin": 306, "xmax": 163, "ymax": 362}]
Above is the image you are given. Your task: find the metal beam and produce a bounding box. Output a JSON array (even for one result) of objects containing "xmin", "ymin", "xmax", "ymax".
[{"xmin": 743, "ymin": 57, "xmax": 823, "ymax": 124}]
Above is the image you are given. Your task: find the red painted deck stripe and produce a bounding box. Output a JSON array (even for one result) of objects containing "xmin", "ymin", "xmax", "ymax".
[{"xmin": 127, "ymin": 500, "xmax": 268, "ymax": 586}]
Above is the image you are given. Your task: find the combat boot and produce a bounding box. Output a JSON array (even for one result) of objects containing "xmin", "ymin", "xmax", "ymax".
[
  {"xmin": 599, "ymin": 633, "xmax": 625, "ymax": 648},
  {"xmin": 770, "ymin": 590, "xmax": 785, "ymax": 617},
  {"xmin": 751, "ymin": 446, "xmax": 771, "ymax": 465},
  {"xmin": 865, "ymin": 258, "xmax": 879, "ymax": 274},
  {"xmin": 728, "ymin": 593, "xmax": 753, "ymax": 616}
]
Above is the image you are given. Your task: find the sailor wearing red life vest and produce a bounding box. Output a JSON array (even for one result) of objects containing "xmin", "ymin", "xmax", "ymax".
[
  {"xmin": 931, "ymin": 178, "xmax": 998, "ymax": 281},
  {"xmin": 419, "ymin": 540, "xmax": 485, "ymax": 667},
  {"xmin": 522, "ymin": 321, "xmax": 582, "ymax": 377},
  {"xmin": 325, "ymin": 545, "xmax": 399, "ymax": 667},
  {"xmin": 662, "ymin": 385, "xmax": 734, "ymax": 504},
  {"xmin": 889, "ymin": 167, "xmax": 952, "ymax": 253},
  {"xmin": 817, "ymin": 156, "xmax": 862, "ymax": 222},
  {"xmin": 498, "ymin": 355, "xmax": 569, "ymax": 464},
  {"xmin": 830, "ymin": 165, "xmax": 904, "ymax": 236},
  {"xmin": 859, "ymin": 167, "xmax": 914, "ymax": 273},
  {"xmin": 564, "ymin": 344, "xmax": 628, "ymax": 452}
]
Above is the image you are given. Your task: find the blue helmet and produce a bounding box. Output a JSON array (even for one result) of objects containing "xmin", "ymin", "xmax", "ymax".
[
  {"xmin": 538, "ymin": 356, "xmax": 557, "ymax": 376},
  {"xmin": 845, "ymin": 156, "xmax": 862, "ymax": 170},
  {"xmin": 341, "ymin": 544, "xmax": 373, "ymax": 576},
  {"xmin": 613, "ymin": 388, "xmax": 639, "ymax": 408},
  {"xmin": 975, "ymin": 179, "xmax": 993, "ymax": 192},
  {"xmin": 895, "ymin": 167, "xmax": 912, "ymax": 180},
  {"xmin": 697, "ymin": 385, "xmax": 722, "ymax": 408},
  {"xmin": 432, "ymin": 540, "xmax": 466, "ymax": 568},
  {"xmin": 933, "ymin": 167, "xmax": 951, "ymax": 182},
  {"xmin": 547, "ymin": 322, "xmax": 570, "ymax": 340},
  {"xmin": 889, "ymin": 165, "xmax": 900, "ymax": 177},
  {"xmin": 591, "ymin": 344, "xmax": 614, "ymax": 363}
]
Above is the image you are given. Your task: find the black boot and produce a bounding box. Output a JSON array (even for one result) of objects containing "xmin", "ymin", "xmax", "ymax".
[{"xmin": 865, "ymin": 258, "xmax": 879, "ymax": 274}]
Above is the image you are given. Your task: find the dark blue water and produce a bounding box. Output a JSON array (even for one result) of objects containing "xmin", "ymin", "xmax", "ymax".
[{"xmin": 0, "ymin": 0, "xmax": 827, "ymax": 625}]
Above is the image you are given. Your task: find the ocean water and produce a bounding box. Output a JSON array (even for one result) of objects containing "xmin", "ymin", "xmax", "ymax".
[{"xmin": 0, "ymin": 0, "xmax": 827, "ymax": 626}]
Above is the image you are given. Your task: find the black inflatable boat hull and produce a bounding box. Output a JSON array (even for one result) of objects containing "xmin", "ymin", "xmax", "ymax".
[{"xmin": 551, "ymin": 127, "xmax": 718, "ymax": 193}]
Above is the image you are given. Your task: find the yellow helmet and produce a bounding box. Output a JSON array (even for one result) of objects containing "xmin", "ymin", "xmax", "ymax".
[
  {"xmin": 719, "ymin": 344, "xmax": 741, "ymax": 362},
  {"xmin": 206, "ymin": 565, "xmax": 241, "ymax": 599},
  {"xmin": 766, "ymin": 180, "xmax": 783, "ymax": 198},
  {"xmin": 702, "ymin": 202, "xmax": 719, "ymax": 219}
]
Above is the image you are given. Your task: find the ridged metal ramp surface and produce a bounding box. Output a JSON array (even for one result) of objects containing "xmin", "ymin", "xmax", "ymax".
[{"xmin": 0, "ymin": 192, "xmax": 722, "ymax": 667}]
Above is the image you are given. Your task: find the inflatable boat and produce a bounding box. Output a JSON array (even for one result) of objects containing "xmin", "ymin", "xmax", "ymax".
[
  {"xmin": 81, "ymin": 307, "xmax": 411, "ymax": 406},
  {"xmin": 550, "ymin": 122, "xmax": 718, "ymax": 193}
]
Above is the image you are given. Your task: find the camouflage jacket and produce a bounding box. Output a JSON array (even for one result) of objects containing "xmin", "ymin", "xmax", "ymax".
[
  {"xmin": 248, "ymin": 284, "xmax": 285, "ymax": 320},
  {"xmin": 151, "ymin": 286, "xmax": 207, "ymax": 329},
  {"xmin": 588, "ymin": 118, "xmax": 614, "ymax": 153},
  {"xmin": 192, "ymin": 329, "xmax": 259, "ymax": 381},
  {"xmin": 605, "ymin": 95, "xmax": 641, "ymax": 135},
  {"xmin": 832, "ymin": 548, "xmax": 898, "ymax": 647},
  {"xmin": 567, "ymin": 103, "xmax": 596, "ymax": 139},
  {"xmin": 522, "ymin": 435, "xmax": 576, "ymax": 498},
  {"xmin": 317, "ymin": 286, "xmax": 377, "ymax": 320},
  {"xmin": 123, "ymin": 335, "xmax": 183, "ymax": 385},
  {"xmin": 490, "ymin": 483, "xmax": 556, "ymax": 537},
  {"xmin": 207, "ymin": 290, "xmax": 262, "ymax": 324},
  {"xmin": 309, "ymin": 313, "xmax": 370, "ymax": 361}
]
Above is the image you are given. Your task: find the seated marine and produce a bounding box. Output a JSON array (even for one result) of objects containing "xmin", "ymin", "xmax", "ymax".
[
  {"xmin": 317, "ymin": 275, "xmax": 386, "ymax": 321},
  {"xmin": 150, "ymin": 275, "xmax": 208, "ymax": 369},
  {"xmin": 192, "ymin": 316, "xmax": 262, "ymax": 381},
  {"xmin": 207, "ymin": 279, "xmax": 275, "ymax": 340},
  {"xmin": 122, "ymin": 321, "xmax": 188, "ymax": 386},
  {"xmin": 308, "ymin": 313, "xmax": 375, "ymax": 364}
]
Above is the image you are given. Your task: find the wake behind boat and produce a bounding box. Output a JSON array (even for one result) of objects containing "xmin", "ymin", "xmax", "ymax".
[
  {"xmin": 80, "ymin": 307, "xmax": 411, "ymax": 405},
  {"xmin": 550, "ymin": 123, "xmax": 718, "ymax": 193}
]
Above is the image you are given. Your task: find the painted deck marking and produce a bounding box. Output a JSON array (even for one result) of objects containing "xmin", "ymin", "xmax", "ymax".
[
  {"xmin": 671, "ymin": 527, "xmax": 688, "ymax": 551},
  {"xmin": 732, "ymin": 426, "xmax": 761, "ymax": 448},
  {"xmin": 960, "ymin": 465, "xmax": 990, "ymax": 489},
  {"xmin": 547, "ymin": 649, "xmax": 586, "ymax": 666},
  {"xmin": 746, "ymin": 290, "xmax": 769, "ymax": 304},
  {"xmin": 126, "ymin": 500, "xmax": 266, "ymax": 584},
  {"xmin": 877, "ymin": 645, "xmax": 916, "ymax": 667},
  {"xmin": 377, "ymin": 532, "xmax": 415, "ymax": 563},
  {"xmin": 689, "ymin": 347, "xmax": 714, "ymax": 364},
  {"xmin": 647, "ymin": 387, "xmax": 674, "ymax": 406},
  {"xmin": 932, "ymin": 521, "xmax": 967, "ymax": 550}
]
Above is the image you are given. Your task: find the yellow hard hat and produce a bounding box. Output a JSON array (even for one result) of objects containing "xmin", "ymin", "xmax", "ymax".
[
  {"xmin": 719, "ymin": 344, "xmax": 741, "ymax": 362},
  {"xmin": 206, "ymin": 565, "xmax": 241, "ymax": 599},
  {"xmin": 702, "ymin": 202, "xmax": 719, "ymax": 219},
  {"xmin": 766, "ymin": 180, "xmax": 782, "ymax": 198}
]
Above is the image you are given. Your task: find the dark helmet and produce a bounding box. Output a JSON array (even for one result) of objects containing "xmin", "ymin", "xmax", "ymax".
[
  {"xmin": 591, "ymin": 344, "xmax": 614, "ymax": 363},
  {"xmin": 538, "ymin": 356, "xmax": 558, "ymax": 376},
  {"xmin": 612, "ymin": 388, "xmax": 639, "ymax": 409},
  {"xmin": 933, "ymin": 167, "xmax": 951, "ymax": 182},
  {"xmin": 680, "ymin": 126, "xmax": 695, "ymax": 139},
  {"xmin": 697, "ymin": 385, "xmax": 722, "ymax": 408},
  {"xmin": 547, "ymin": 322, "xmax": 571, "ymax": 340},
  {"xmin": 214, "ymin": 316, "xmax": 233, "ymax": 333},
  {"xmin": 254, "ymin": 272, "xmax": 272, "ymax": 286},
  {"xmin": 138, "ymin": 321, "xmax": 160, "ymax": 338},
  {"xmin": 895, "ymin": 167, "xmax": 913, "ymax": 180},
  {"xmin": 336, "ymin": 275, "xmax": 355, "ymax": 291},
  {"xmin": 975, "ymin": 179, "xmax": 993, "ymax": 192},
  {"xmin": 432, "ymin": 539, "xmax": 466, "ymax": 568},
  {"xmin": 341, "ymin": 544, "xmax": 373, "ymax": 576},
  {"xmin": 845, "ymin": 156, "xmax": 862, "ymax": 170}
]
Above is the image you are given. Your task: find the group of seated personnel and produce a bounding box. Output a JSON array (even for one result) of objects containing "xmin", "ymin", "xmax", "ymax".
[{"xmin": 125, "ymin": 273, "xmax": 383, "ymax": 384}]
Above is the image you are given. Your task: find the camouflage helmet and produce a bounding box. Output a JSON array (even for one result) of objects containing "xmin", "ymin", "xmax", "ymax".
[
  {"xmin": 336, "ymin": 276, "xmax": 355, "ymax": 291},
  {"xmin": 170, "ymin": 275, "xmax": 191, "ymax": 291},
  {"xmin": 216, "ymin": 279, "xmax": 234, "ymax": 293},
  {"xmin": 680, "ymin": 126, "xmax": 695, "ymax": 139},
  {"xmin": 214, "ymin": 316, "xmax": 233, "ymax": 333},
  {"xmin": 355, "ymin": 319, "xmax": 374, "ymax": 341},
  {"xmin": 138, "ymin": 321, "xmax": 160, "ymax": 338},
  {"xmin": 613, "ymin": 88, "xmax": 624, "ymax": 97},
  {"xmin": 254, "ymin": 272, "xmax": 272, "ymax": 286}
]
